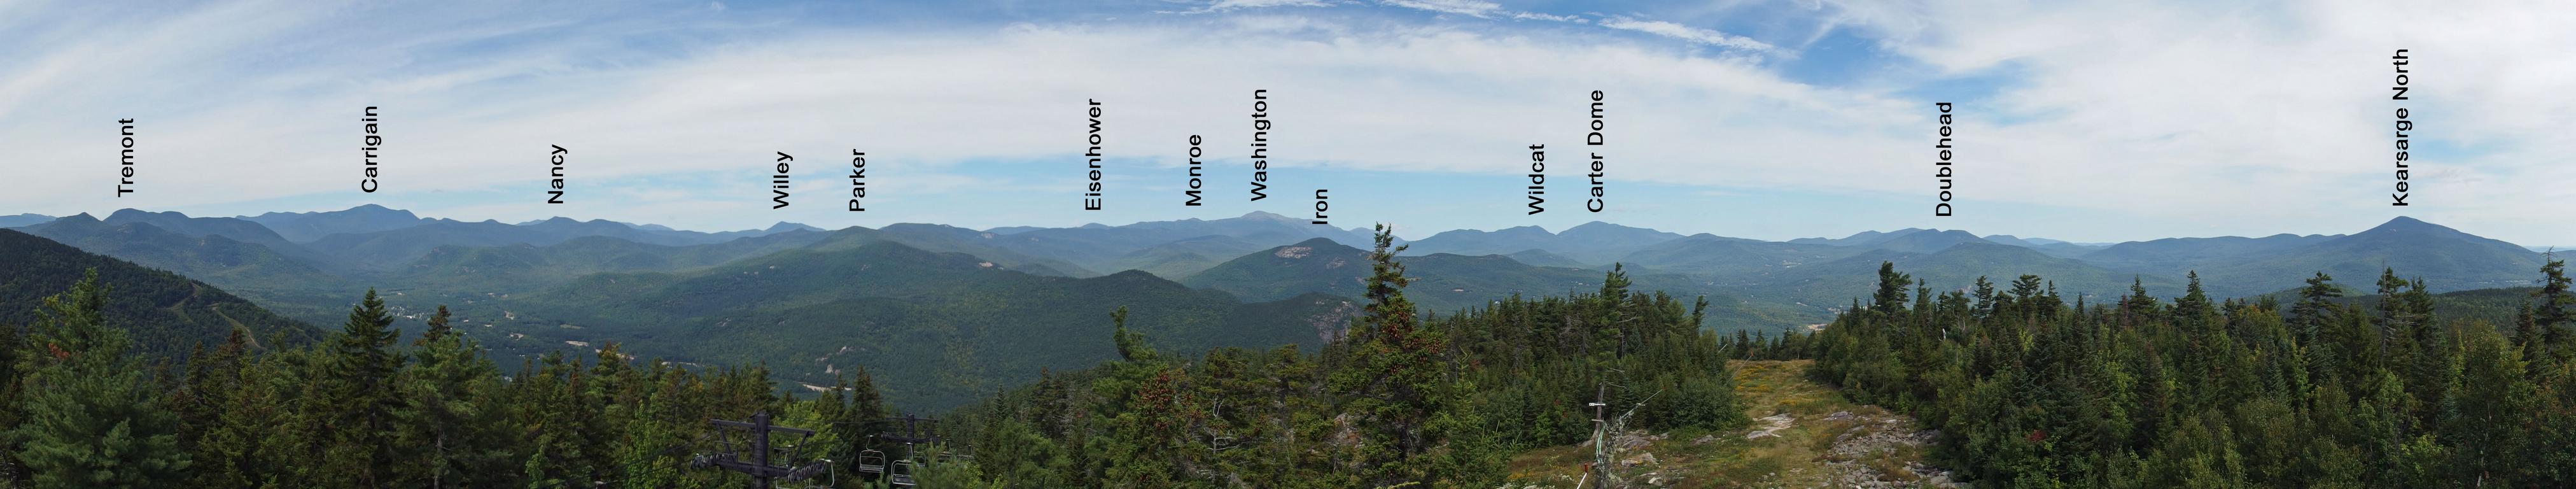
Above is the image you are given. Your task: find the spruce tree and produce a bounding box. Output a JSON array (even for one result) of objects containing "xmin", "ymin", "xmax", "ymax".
[
  {"xmin": 1872, "ymin": 262, "xmax": 1912, "ymax": 315},
  {"xmin": 2289, "ymin": 272, "xmax": 2341, "ymax": 348},
  {"xmin": 1326, "ymin": 223, "xmax": 1492, "ymax": 486},
  {"xmin": 6, "ymin": 270, "xmax": 189, "ymax": 488},
  {"xmin": 2532, "ymin": 259, "xmax": 2573, "ymax": 370},
  {"xmin": 319, "ymin": 288, "xmax": 405, "ymax": 486},
  {"xmin": 0, "ymin": 316, "xmax": 22, "ymax": 483},
  {"xmin": 395, "ymin": 305, "xmax": 509, "ymax": 487}
]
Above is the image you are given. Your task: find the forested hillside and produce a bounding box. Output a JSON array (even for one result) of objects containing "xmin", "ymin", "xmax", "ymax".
[
  {"xmin": 438, "ymin": 241, "xmax": 1348, "ymax": 410},
  {"xmin": 19, "ymin": 215, "xmax": 361, "ymax": 324},
  {"xmin": 1812, "ymin": 260, "xmax": 2576, "ymax": 486},
  {"xmin": 0, "ymin": 230, "xmax": 316, "ymax": 356},
  {"xmin": 1183, "ymin": 237, "xmax": 1812, "ymax": 330}
]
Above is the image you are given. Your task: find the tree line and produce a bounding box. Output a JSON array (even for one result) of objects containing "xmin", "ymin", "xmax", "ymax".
[
  {"xmin": 0, "ymin": 269, "xmax": 907, "ymax": 488},
  {"xmin": 935, "ymin": 225, "xmax": 1754, "ymax": 488},
  {"xmin": 1812, "ymin": 259, "xmax": 2576, "ymax": 487}
]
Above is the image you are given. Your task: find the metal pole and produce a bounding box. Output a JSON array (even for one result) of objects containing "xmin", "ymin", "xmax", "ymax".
[{"xmin": 752, "ymin": 411, "xmax": 771, "ymax": 489}]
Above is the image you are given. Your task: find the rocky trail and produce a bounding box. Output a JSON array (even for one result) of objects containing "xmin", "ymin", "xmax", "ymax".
[{"xmin": 1504, "ymin": 360, "xmax": 1960, "ymax": 488}]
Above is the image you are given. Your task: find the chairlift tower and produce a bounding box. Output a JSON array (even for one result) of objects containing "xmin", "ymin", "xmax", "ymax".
[{"xmin": 697, "ymin": 411, "xmax": 836, "ymax": 489}]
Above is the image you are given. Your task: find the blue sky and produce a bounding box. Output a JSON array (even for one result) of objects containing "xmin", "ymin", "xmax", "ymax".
[{"xmin": 3, "ymin": 0, "xmax": 2570, "ymax": 245}]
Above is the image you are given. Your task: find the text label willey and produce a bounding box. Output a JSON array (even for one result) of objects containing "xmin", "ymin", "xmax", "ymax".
[{"xmin": 770, "ymin": 152, "xmax": 793, "ymax": 209}]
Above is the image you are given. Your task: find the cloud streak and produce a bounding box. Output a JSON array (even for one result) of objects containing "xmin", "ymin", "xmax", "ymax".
[{"xmin": 1599, "ymin": 17, "xmax": 1782, "ymax": 53}]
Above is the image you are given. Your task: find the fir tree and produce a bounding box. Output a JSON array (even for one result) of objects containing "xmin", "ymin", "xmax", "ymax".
[
  {"xmin": 393, "ymin": 305, "xmax": 509, "ymax": 487},
  {"xmin": 1872, "ymin": 262, "xmax": 1912, "ymax": 315},
  {"xmin": 316, "ymin": 288, "xmax": 405, "ymax": 486},
  {"xmin": 6, "ymin": 270, "xmax": 189, "ymax": 488},
  {"xmin": 2532, "ymin": 258, "xmax": 2573, "ymax": 370},
  {"xmin": 2289, "ymin": 272, "xmax": 2342, "ymax": 348},
  {"xmin": 0, "ymin": 316, "xmax": 20, "ymax": 483},
  {"xmin": 1324, "ymin": 223, "xmax": 1493, "ymax": 487}
]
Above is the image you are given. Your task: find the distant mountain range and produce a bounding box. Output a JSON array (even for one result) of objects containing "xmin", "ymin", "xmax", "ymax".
[
  {"xmin": 4, "ymin": 204, "xmax": 2557, "ymax": 409},
  {"xmin": 486, "ymin": 240, "xmax": 1346, "ymax": 408},
  {"xmin": 0, "ymin": 213, "xmax": 54, "ymax": 228}
]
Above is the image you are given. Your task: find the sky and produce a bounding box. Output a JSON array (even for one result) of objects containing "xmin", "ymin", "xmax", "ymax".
[{"xmin": 1, "ymin": 0, "xmax": 2570, "ymax": 245}]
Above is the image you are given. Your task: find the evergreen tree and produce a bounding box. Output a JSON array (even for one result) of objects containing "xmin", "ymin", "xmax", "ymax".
[
  {"xmin": 193, "ymin": 346, "xmax": 314, "ymax": 488},
  {"xmin": 393, "ymin": 305, "xmax": 510, "ymax": 487},
  {"xmin": 2448, "ymin": 325, "xmax": 2535, "ymax": 483},
  {"xmin": 1109, "ymin": 306, "xmax": 1153, "ymax": 363},
  {"xmin": 170, "ymin": 327, "xmax": 248, "ymax": 486},
  {"xmin": 0, "ymin": 316, "xmax": 20, "ymax": 483},
  {"xmin": 1872, "ymin": 262, "xmax": 1912, "ymax": 315},
  {"xmin": 315, "ymin": 288, "xmax": 405, "ymax": 486},
  {"xmin": 6, "ymin": 270, "xmax": 189, "ymax": 488},
  {"xmin": 2288, "ymin": 272, "xmax": 2341, "ymax": 348},
  {"xmin": 1323, "ymin": 223, "xmax": 1495, "ymax": 487},
  {"xmin": 510, "ymin": 351, "xmax": 613, "ymax": 487},
  {"xmin": 2532, "ymin": 258, "xmax": 2573, "ymax": 370},
  {"xmin": 813, "ymin": 365, "xmax": 892, "ymax": 481}
]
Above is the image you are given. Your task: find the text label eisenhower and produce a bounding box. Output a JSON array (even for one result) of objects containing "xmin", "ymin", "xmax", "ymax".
[{"xmin": 1085, "ymin": 99, "xmax": 1105, "ymax": 210}]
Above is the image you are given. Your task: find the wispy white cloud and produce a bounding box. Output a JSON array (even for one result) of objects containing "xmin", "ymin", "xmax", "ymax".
[
  {"xmin": 1599, "ymin": 17, "xmax": 1781, "ymax": 53},
  {"xmin": 1760, "ymin": 0, "xmax": 2576, "ymax": 244},
  {"xmin": 1509, "ymin": 11, "xmax": 1584, "ymax": 23},
  {"xmin": 1216, "ymin": 0, "xmax": 1336, "ymax": 8},
  {"xmin": 1380, "ymin": 0, "xmax": 1503, "ymax": 17},
  {"xmin": 1170, "ymin": 0, "xmax": 1338, "ymax": 15}
]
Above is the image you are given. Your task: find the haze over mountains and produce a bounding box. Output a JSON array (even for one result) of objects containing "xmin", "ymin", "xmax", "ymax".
[{"xmin": 2, "ymin": 204, "xmax": 2555, "ymax": 409}]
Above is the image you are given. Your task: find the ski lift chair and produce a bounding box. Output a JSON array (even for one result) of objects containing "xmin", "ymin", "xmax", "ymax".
[
  {"xmin": 857, "ymin": 450, "xmax": 888, "ymax": 476},
  {"xmin": 888, "ymin": 460, "xmax": 920, "ymax": 486}
]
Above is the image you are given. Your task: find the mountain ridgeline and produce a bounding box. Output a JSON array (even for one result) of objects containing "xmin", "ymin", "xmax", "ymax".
[
  {"xmin": 490, "ymin": 240, "xmax": 1348, "ymax": 408},
  {"xmin": 3, "ymin": 203, "xmax": 2572, "ymax": 486},
  {"xmin": 0, "ymin": 204, "xmax": 2559, "ymax": 414}
]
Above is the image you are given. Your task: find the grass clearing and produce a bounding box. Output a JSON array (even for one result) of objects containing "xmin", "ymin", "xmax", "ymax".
[{"xmin": 1502, "ymin": 360, "xmax": 1949, "ymax": 488}]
